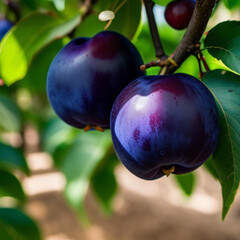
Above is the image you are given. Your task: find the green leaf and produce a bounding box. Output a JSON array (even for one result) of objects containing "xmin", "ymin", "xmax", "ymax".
[
  {"xmin": 222, "ymin": 0, "xmax": 240, "ymax": 9},
  {"xmin": 0, "ymin": 208, "xmax": 41, "ymax": 240},
  {"xmin": 42, "ymin": 117, "xmax": 77, "ymax": 155},
  {"xmin": 61, "ymin": 130, "xmax": 112, "ymax": 221},
  {"xmin": 203, "ymin": 69, "xmax": 240, "ymax": 220},
  {"xmin": 204, "ymin": 156, "xmax": 219, "ymax": 180},
  {"xmin": 76, "ymin": 0, "xmax": 142, "ymax": 39},
  {"xmin": 91, "ymin": 147, "xmax": 119, "ymax": 213},
  {"xmin": 174, "ymin": 172, "xmax": 196, "ymax": 196},
  {"xmin": 0, "ymin": 142, "xmax": 30, "ymax": 175},
  {"xmin": 204, "ymin": 21, "xmax": 240, "ymax": 75},
  {"xmin": 152, "ymin": 0, "xmax": 173, "ymax": 6},
  {"xmin": 0, "ymin": 169, "xmax": 26, "ymax": 202},
  {"xmin": 0, "ymin": 12, "xmax": 80, "ymax": 85},
  {"xmin": 21, "ymin": 38, "xmax": 69, "ymax": 93},
  {"xmin": 0, "ymin": 95, "xmax": 21, "ymax": 132}
]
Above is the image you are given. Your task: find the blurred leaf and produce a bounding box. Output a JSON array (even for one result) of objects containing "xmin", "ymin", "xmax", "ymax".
[
  {"xmin": 0, "ymin": 220, "xmax": 17, "ymax": 240},
  {"xmin": 203, "ymin": 70, "xmax": 240, "ymax": 220},
  {"xmin": 75, "ymin": 14, "xmax": 105, "ymax": 38},
  {"xmin": 0, "ymin": 95, "xmax": 21, "ymax": 132},
  {"xmin": 42, "ymin": 117, "xmax": 77, "ymax": 155},
  {"xmin": 0, "ymin": 169, "xmax": 26, "ymax": 202},
  {"xmin": 174, "ymin": 172, "xmax": 196, "ymax": 196},
  {"xmin": 91, "ymin": 147, "xmax": 119, "ymax": 213},
  {"xmin": 152, "ymin": 0, "xmax": 173, "ymax": 6},
  {"xmin": 204, "ymin": 21, "xmax": 240, "ymax": 75},
  {"xmin": 0, "ymin": 12, "xmax": 80, "ymax": 85},
  {"xmin": 76, "ymin": 0, "xmax": 142, "ymax": 39},
  {"xmin": 222, "ymin": 0, "xmax": 240, "ymax": 9},
  {"xmin": 61, "ymin": 130, "xmax": 112, "ymax": 221},
  {"xmin": 204, "ymin": 156, "xmax": 219, "ymax": 180},
  {"xmin": 22, "ymin": 38, "xmax": 69, "ymax": 93},
  {"xmin": 0, "ymin": 208, "xmax": 41, "ymax": 240},
  {"xmin": 0, "ymin": 142, "xmax": 30, "ymax": 175}
]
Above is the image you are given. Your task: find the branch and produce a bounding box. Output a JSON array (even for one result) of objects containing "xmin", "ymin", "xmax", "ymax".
[
  {"xmin": 165, "ymin": 0, "xmax": 217, "ymax": 74},
  {"xmin": 143, "ymin": 0, "xmax": 167, "ymax": 59}
]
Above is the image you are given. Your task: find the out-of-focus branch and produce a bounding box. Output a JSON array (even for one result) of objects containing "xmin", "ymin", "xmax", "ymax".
[{"xmin": 143, "ymin": 0, "xmax": 167, "ymax": 59}]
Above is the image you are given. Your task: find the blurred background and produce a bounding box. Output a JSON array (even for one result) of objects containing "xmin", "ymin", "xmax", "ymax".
[{"xmin": 0, "ymin": 0, "xmax": 240, "ymax": 239}]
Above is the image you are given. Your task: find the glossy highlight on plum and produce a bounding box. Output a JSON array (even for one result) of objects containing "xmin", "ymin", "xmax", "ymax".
[
  {"xmin": 47, "ymin": 30, "xmax": 144, "ymax": 129},
  {"xmin": 110, "ymin": 73, "xmax": 219, "ymax": 180}
]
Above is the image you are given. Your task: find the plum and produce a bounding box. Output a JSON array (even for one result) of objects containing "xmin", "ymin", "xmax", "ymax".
[
  {"xmin": 164, "ymin": 0, "xmax": 195, "ymax": 30},
  {"xmin": 0, "ymin": 19, "xmax": 13, "ymax": 41},
  {"xmin": 47, "ymin": 31, "xmax": 144, "ymax": 129},
  {"xmin": 110, "ymin": 73, "xmax": 219, "ymax": 180}
]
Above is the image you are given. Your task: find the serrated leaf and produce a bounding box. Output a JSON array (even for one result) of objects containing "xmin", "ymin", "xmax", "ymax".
[
  {"xmin": 174, "ymin": 172, "xmax": 196, "ymax": 196},
  {"xmin": 91, "ymin": 147, "xmax": 119, "ymax": 213},
  {"xmin": 0, "ymin": 142, "xmax": 30, "ymax": 175},
  {"xmin": 0, "ymin": 12, "xmax": 80, "ymax": 85},
  {"xmin": 0, "ymin": 169, "xmax": 26, "ymax": 202},
  {"xmin": 0, "ymin": 208, "xmax": 41, "ymax": 240},
  {"xmin": 203, "ymin": 69, "xmax": 240, "ymax": 220},
  {"xmin": 61, "ymin": 130, "xmax": 112, "ymax": 222},
  {"xmin": 204, "ymin": 21, "xmax": 240, "ymax": 75},
  {"xmin": 0, "ymin": 95, "xmax": 21, "ymax": 132}
]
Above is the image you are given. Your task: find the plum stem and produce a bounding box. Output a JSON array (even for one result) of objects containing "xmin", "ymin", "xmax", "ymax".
[
  {"xmin": 163, "ymin": 165, "xmax": 175, "ymax": 177},
  {"xmin": 143, "ymin": 0, "xmax": 167, "ymax": 59},
  {"xmin": 84, "ymin": 125, "xmax": 104, "ymax": 132}
]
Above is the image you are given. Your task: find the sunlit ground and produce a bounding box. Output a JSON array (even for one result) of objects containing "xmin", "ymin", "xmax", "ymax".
[{"xmin": 21, "ymin": 149, "xmax": 240, "ymax": 240}]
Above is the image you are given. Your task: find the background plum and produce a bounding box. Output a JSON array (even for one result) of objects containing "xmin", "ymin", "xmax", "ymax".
[
  {"xmin": 164, "ymin": 0, "xmax": 195, "ymax": 30},
  {"xmin": 0, "ymin": 18, "xmax": 13, "ymax": 41},
  {"xmin": 111, "ymin": 73, "xmax": 219, "ymax": 180},
  {"xmin": 47, "ymin": 30, "xmax": 144, "ymax": 129}
]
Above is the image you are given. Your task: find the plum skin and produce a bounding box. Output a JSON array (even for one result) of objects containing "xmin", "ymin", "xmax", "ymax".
[
  {"xmin": 0, "ymin": 19, "xmax": 13, "ymax": 41},
  {"xmin": 47, "ymin": 30, "xmax": 144, "ymax": 129},
  {"xmin": 110, "ymin": 74, "xmax": 219, "ymax": 180},
  {"xmin": 164, "ymin": 0, "xmax": 195, "ymax": 30}
]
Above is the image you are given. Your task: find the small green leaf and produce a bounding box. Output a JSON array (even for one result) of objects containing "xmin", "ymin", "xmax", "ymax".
[
  {"xmin": 0, "ymin": 142, "xmax": 30, "ymax": 175},
  {"xmin": 204, "ymin": 21, "xmax": 240, "ymax": 75},
  {"xmin": 91, "ymin": 147, "xmax": 119, "ymax": 213},
  {"xmin": 0, "ymin": 169, "xmax": 26, "ymax": 202},
  {"xmin": 0, "ymin": 12, "xmax": 80, "ymax": 85},
  {"xmin": 174, "ymin": 172, "xmax": 196, "ymax": 196},
  {"xmin": 203, "ymin": 69, "xmax": 240, "ymax": 220},
  {"xmin": 0, "ymin": 208, "xmax": 41, "ymax": 240},
  {"xmin": 0, "ymin": 95, "xmax": 21, "ymax": 132},
  {"xmin": 61, "ymin": 130, "xmax": 112, "ymax": 221},
  {"xmin": 204, "ymin": 156, "xmax": 219, "ymax": 180}
]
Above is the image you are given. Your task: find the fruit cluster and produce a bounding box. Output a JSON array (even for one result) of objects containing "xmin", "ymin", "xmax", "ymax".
[
  {"xmin": 0, "ymin": 18, "xmax": 13, "ymax": 41},
  {"xmin": 47, "ymin": 30, "xmax": 219, "ymax": 180}
]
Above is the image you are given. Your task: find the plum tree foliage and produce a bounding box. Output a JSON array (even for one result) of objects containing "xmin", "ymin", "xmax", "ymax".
[{"xmin": 0, "ymin": 0, "xmax": 240, "ymax": 238}]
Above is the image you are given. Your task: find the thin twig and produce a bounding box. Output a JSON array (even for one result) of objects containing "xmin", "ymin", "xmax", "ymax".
[{"xmin": 143, "ymin": 0, "xmax": 167, "ymax": 59}]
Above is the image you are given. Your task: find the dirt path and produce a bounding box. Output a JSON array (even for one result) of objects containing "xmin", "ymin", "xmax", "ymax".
[{"xmin": 24, "ymin": 152, "xmax": 240, "ymax": 240}]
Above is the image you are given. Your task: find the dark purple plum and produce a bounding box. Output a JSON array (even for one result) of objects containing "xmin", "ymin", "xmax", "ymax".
[
  {"xmin": 47, "ymin": 31, "xmax": 144, "ymax": 129},
  {"xmin": 0, "ymin": 19, "xmax": 13, "ymax": 41},
  {"xmin": 110, "ymin": 74, "xmax": 219, "ymax": 180},
  {"xmin": 164, "ymin": 0, "xmax": 195, "ymax": 30}
]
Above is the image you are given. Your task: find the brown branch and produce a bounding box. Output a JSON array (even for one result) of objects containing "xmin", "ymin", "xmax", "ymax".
[
  {"xmin": 143, "ymin": 0, "xmax": 167, "ymax": 59},
  {"xmin": 165, "ymin": 0, "xmax": 217, "ymax": 74}
]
